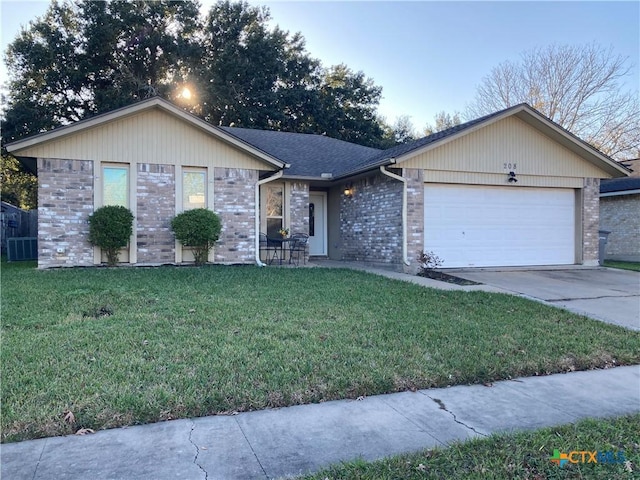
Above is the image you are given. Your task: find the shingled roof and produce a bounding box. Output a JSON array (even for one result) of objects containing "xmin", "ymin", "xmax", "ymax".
[
  {"xmin": 221, "ymin": 127, "xmax": 380, "ymax": 177},
  {"xmin": 600, "ymin": 177, "xmax": 640, "ymax": 194},
  {"xmin": 222, "ymin": 104, "xmax": 536, "ymax": 179}
]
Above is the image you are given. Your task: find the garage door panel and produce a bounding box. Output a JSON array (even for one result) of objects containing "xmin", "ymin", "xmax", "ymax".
[{"xmin": 424, "ymin": 184, "xmax": 575, "ymax": 268}]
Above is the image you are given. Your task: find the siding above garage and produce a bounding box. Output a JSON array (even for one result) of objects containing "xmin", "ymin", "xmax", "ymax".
[{"xmin": 401, "ymin": 116, "xmax": 611, "ymax": 186}]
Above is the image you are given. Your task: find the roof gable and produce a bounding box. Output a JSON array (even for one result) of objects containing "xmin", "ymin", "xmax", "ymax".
[
  {"xmin": 366, "ymin": 104, "xmax": 628, "ymax": 178},
  {"xmin": 6, "ymin": 97, "xmax": 286, "ymax": 170}
]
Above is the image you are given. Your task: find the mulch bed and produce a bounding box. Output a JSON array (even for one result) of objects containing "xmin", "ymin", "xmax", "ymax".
[{"xmin": 418, "ymin": 270, "xmax": 482, "ymax": 286}]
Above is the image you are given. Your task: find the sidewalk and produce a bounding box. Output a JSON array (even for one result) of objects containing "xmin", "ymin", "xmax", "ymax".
[{"xmin": 2, "ymin": 366, "xmax": 639, "ymax": 480}]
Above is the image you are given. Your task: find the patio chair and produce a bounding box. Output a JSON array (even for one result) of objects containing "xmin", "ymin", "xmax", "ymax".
[
  {"xmin": 259, "ymin": 232, "xmax": 279, "ymax": 265},
  {"xmin": 288, "ymin": 233, "xmax": 309, "ymax": 266}
]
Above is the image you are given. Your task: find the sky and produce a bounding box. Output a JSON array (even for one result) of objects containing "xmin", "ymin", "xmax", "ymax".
[{"xmin": 1, "ymin": 0, "xmax": 638, "ymax": 130}]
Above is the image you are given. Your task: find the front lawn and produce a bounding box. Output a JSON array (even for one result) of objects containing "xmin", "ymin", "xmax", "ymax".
[
  {"xmin": 2, "ymin": 263, "xmax": 639, "ymax": 442},
  {"xmin": 300, "ymin": 414, "xmax": 640, "ymax": 479},
  {"xmin": 604, "ymin": 260, "xmax": 640, "ymax": 272}
]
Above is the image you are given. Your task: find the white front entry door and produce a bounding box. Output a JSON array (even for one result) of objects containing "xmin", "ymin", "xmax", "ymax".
[{"xmin": 308, "ymin": 192, "xmax": 327, "ymax": 256}]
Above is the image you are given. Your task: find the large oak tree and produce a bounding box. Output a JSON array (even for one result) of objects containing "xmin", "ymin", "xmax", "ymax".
[{"xmin": 2, "ymin": 0, "xmax": 391, "ymax": 149}]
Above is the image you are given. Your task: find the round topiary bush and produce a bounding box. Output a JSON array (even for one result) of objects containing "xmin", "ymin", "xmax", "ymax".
[
  {"xmin": 88, "ymin": 205, "xmax": 134, "ymax": 266},
  {"xmin": 171, "ymin": 208, "xmax": 222, "ymax": 266}
]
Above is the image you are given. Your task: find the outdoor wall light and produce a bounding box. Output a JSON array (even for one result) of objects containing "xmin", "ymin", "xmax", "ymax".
[
  {"xmin": 343, "ymin": 183, "xmax": 354, "ymax": 197},
  {"xmin": 508, "ymin": 171, "xmax": 518, "ymax": 183}
]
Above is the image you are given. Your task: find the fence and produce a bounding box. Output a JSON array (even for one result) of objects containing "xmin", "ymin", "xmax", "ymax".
[{"xmin": 1, "ymin": 201, "xmax": 38, "ymax": 255}]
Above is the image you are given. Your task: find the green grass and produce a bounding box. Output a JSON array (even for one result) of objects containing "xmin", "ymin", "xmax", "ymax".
[
  {"xmin": 2, "ymin": 263, "xmax": 640, "ymax": 443},
  {"xmin": 604, "ymin": 260, "xmax": 640, "ymax": 272},
  {"xmin": 299, "ymin": 414, "xmax": 640, "ymax": 479}
]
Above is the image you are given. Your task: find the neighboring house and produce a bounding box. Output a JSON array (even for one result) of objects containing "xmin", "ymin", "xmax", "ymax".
[
  {"xmin": 600, "ymin": 175, "xmax": 640, "ymax": 262},
  {"xmin": 6, "ymin": 97, "xmax": 629, "ymax": 270}
]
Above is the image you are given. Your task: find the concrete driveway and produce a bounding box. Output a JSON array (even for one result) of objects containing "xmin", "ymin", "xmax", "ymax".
[{"xmin": 449, "ymin": 267, "xmax": 640, "ymax": 331}]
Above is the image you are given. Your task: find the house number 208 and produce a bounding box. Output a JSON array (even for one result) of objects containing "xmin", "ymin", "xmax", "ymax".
[{"xmin": 503, "ymin": 163, "xmax": 517, "ymax": 170}]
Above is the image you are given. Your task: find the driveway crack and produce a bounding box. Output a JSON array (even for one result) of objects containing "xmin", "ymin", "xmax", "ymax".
[
  {"xmin": 547, "ymin": 294, "xmax": 638, "ymax": 302},
  {"xmin": 189, "ymin": 421, "xmax": 208, "ymax": 480},
  {"xmin": 31, "ymin": 438, "xmax": 47, "ymax": 480},
  {"xmin": 426, "ymin": 395, "xmax": 487, "ymax": 437}
]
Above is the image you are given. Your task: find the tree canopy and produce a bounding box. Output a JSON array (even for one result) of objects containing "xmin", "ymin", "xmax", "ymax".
[
  {"xmin": 2, "ymin": 0, "xmax": 393, "ymax": 149},
  {"xmin": 466, "ymin": 44, "xmax": 640, "ymax": 160}
]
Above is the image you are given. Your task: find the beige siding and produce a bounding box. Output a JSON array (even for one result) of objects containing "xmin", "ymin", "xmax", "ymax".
[
  {"xmin": 15, "ymin": 108, "xmax": 270, "ymax": 171},
  {"xmin": 402, "ymin": 116, "xmax": 610, "ymax": 182},
  {"xmin": 424, "ymin": 171, "xmax": 584, "ymax": 188}
]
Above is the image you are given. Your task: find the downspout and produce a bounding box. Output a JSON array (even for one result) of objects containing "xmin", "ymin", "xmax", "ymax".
[
  {"xmin": 255, "ymin": 170, "xmax": 284, "ymax": 266},
  {"xmin": 380, "ymin": 165, "xmax": 411, "ymax": 266}
]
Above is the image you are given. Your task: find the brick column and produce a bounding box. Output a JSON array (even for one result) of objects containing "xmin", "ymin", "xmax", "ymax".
[
  {"xmin": 37, "ymin": 158, "xmax": 94, "ymax": 268},
  {"xmin": 403, "ymin": 168, "xmax": 424, "ymax": 274},
  {"xmin": 582, "ymin": 177, "xmax": 600, "ymax": 265},
  {"xmin": 137, "ymin": 164, "xmax": 175, "ymax": 264},
  {"xmin": 214, "ymin": 167, "xmax": 258, "ymax": 263},
  {"xmin": 289, "ymin": 182, "xmax": 310, "ymax": 263},
  {"xmin": 289, "ymin": 182, "xmax": 309, "ymax": 234}
]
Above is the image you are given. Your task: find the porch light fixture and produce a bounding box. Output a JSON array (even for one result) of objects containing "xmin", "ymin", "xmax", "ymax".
[
  {"xmin": 343, "ymin": 183, "xmax": 354, "ymax": 197},
  {"xmin": 508, "ymin": 171, "xmax": 518, "ymax": 183}
]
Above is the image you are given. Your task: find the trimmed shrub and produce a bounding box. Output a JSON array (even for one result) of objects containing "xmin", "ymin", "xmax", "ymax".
[
  {"xmin": 171, "ymin": 209, "xmax": 222, "ymax": 266},
  {"xmin": 88, "ymin": 205, "xmax": 134, "ymax": 266}
]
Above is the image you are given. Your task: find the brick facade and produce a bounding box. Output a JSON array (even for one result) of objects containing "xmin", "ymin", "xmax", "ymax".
[
  {"xmin": 403, "ymin": 168, "xmax": 424, "ymax": 274},
  {"xmin": 289, "ymin": 182, "xmax": 310, "ymax": 235},
  {"xmin": 340, "ymin": 172, "xmax": 403, "ymax": 266},
  {"xmin": 137, "ymin": 164, "xmax": 176, "ymax": 264},
  {"xmin": 37, "ymin": 158, "xmax": 94, "ymax": 268},
  {"xmin": 288, "ymin": 182, "xmax": 310, "ymax": 263},
  {"xmin": 213, "ymin": 167, "xmax": 258, "ymax": 263},
  {"xmin": 600, "ymin": 194, "xmax": 640, "ymax": 261},
  {"xmin": 582, "ymin": 178, "xmax": 600, "ymax": 265}
]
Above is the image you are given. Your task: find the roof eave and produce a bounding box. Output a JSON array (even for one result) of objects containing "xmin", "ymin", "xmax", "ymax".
[
  {"xmin": 600, "ymin": 189, "xmax": 640, "ymax": 197},
  {"xmin": 331, "ymin": 157, "xmax": 397, "ymax": 180}
]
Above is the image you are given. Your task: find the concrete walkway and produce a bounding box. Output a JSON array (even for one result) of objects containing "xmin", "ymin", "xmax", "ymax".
[{"xmin": 2, "ymin": 366, "xmax": 639, "ymax": 480}]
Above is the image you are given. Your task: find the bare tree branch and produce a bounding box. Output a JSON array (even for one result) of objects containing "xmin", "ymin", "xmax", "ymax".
[{"xmin": 466, "ymin": 43, "xmax": 639, "ymax": 160}]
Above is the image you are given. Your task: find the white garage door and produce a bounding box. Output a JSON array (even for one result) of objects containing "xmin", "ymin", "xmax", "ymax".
[{"xmin": 424, "ymin": 184, "xmax": 576, "ymax": 268}]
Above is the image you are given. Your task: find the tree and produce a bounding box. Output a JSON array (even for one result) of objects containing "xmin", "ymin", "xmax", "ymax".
[
  {"xmin": 424, "ymin": 111, "xmax": 462, "ymax": 136},
  {"xmin": 0, "ymin": 154, "xmax": 37, "ymax": 209},
  {"xmin": 2, "ymin": 0, "xmax": 390, "ymax": 150},
  {"xmin": 2, "ymin": 0, "xmax": 201, "ymax": 143},
  {"xmin": 466, "ymin": 44, "xmax": 640, "ymax": 160}
]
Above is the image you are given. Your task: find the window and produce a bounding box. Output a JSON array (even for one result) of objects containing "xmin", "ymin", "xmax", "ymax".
[
  {"xmin": 103, "ymin": 165, "xmax": 128, "ymax": 207},
  {"xmin": 183, "ymin": 169, "xmax": 207, "ymax": 210},
  {"xmin": 265, "ymin": 184, "xmax": 283, "ymax": 237},
  {"xmin": 309, "ymin": 202, "xmax": 315, "ymax": 237}
]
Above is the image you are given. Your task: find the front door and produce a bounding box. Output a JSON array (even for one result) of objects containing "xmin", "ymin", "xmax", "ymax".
[{"xmin": 308, "ymin": 192, "xmax": 327, "ymax": 256}]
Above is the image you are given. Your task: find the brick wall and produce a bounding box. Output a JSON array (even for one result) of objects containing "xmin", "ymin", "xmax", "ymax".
[
  {"xmin": 340, "ymin": 172, "xmax": 403, "ymax": 265},
  {"xmin": 37, "ymin": 158, "xmax": 94, "ymax": 268},
  {"xmin": 213, "ymin": 167, "xmax": 258, "ymax": 263},
  {"xmin": 600, "ymin": 194, "xmax": 640, "ymax": 261},
  {"xmin": 582, "ymin": 178, "xmax": 600, "ymax": 265},
  {"xmin": 137, "ymin": 164, "xmax": 175, "ymax": 264}
]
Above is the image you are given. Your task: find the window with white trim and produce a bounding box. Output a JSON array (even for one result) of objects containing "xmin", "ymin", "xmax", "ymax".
[
  {"xmin": 103, "ymin": 165, "xmax": 129, "ymax": 207},
  {"xmin": 183, "ymin": 168, "xmax": 207, "ymax": 210}
]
